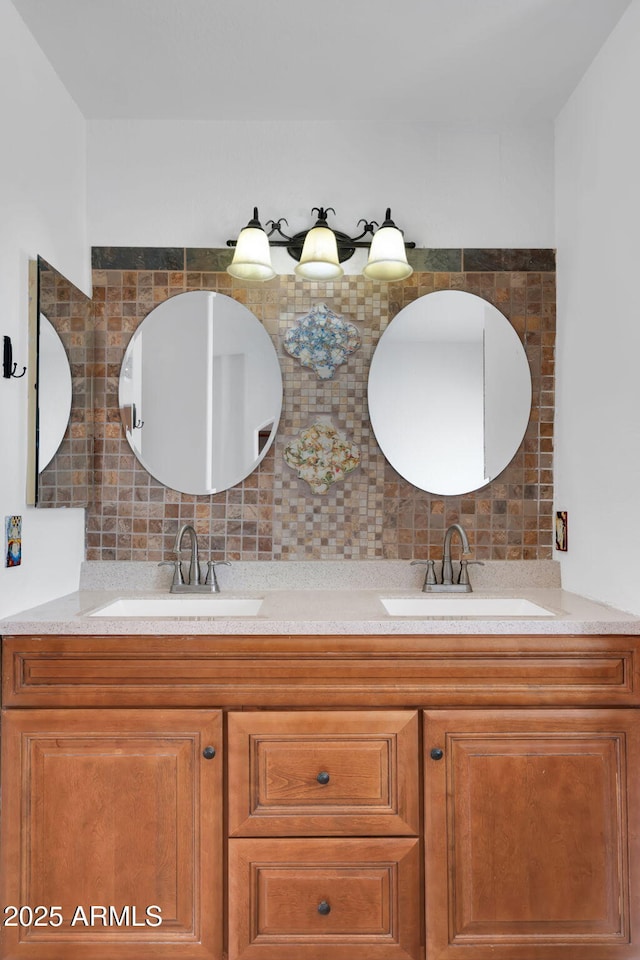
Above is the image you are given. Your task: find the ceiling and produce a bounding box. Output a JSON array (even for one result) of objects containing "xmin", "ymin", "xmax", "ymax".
[{"xmin": 11, "ymin": 0, "xmax": 632, "ymax": 122}]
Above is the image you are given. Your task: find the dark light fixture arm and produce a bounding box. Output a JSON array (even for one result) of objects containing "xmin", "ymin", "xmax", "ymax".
[{"xmin": 264, "ymin": 217, "xmax": 290, "ymax": 241}]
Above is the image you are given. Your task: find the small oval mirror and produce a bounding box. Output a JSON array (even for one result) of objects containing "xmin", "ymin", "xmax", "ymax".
[
  {"xmin": 119, "ymin": 290, "xmax": 283, "ymax": 495},
  {"xmin": 367, "ymin": 290, "xmax": 531, "ymax": 496}
]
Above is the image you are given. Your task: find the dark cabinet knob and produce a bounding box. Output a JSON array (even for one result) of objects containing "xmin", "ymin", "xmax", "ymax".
[
  {"xmin": 316, "ymin": 771, "xmax": 330, "ymax": 785},
  {"xmin": 430, "ymin": 747, "xmax": 444, "ymax": 761},
  {"xmin": 317, "ymin": 901, "xmax": 331, "ymax": 915},
  {"xmin": 202, "ymin": 746, "xmax": 216, "ymax": 760}
]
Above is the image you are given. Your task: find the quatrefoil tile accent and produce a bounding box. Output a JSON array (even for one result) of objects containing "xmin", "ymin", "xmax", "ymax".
[
  {"xmin": 283, "ymin": 302, "xmax": 361, "ymax": 380},
  {"xmin": 283, "ymin": 420, "xmax": 361, "ymax": 494}
]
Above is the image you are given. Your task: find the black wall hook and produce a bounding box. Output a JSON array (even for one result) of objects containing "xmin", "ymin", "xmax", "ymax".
[{"xmin": 3, "ymin": 336, "xmax": 26, "ymax": 379}]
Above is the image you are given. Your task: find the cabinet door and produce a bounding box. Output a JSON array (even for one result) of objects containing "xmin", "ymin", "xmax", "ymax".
[
  {"xmin": 424, "ymin": 709, "xmax": 640, "ymax": 960},
  {"xmin": 0, "ymin": 708, "xmax": 223, "ymax": 960}
]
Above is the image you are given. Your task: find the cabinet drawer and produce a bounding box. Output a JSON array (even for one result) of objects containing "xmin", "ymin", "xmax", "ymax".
[
  {"xmin": 228, "ymin": 837, "xmax": 421, "ymax": 960},
  {"xmin": 228, "ymin": 711, "xmax": 419, "ymax": 836}
]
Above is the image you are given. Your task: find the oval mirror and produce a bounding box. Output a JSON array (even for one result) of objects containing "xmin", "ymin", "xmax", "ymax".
[
  {"xmin": 38, "ymin": 313, "xmax": 73, "ymax": 470},
  {"xmin": 119, "ymin": 290, "xmax": 283, "ymax": 495},
  {"xmin": 368, "ymin": 290, "xmax": 531, "ymax": 496}
]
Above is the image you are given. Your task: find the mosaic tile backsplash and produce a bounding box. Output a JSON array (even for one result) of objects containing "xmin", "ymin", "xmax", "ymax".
[{"xmin": 87, "ymin": 248, "xmax": 555, "ymax": 562}]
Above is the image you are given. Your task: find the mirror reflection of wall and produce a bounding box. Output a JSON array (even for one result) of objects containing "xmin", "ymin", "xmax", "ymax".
[
  {"xmin": 119, "ymin": 290, "xmax": 283, "ymax": 495},
  {"xmin": 37, "ymin": 314, "xmax": 72, "ymax": 469},
  {"xmin": 27, "ymin": 257, "xmax": 94, "ymax": 507},
  {"xmin": 368, "ymin": 290, "xmax": 532, "ymax": 496}
]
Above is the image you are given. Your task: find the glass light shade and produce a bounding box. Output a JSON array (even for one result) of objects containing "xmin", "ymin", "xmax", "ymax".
[
  {"xmin": 295, "ymin": 226, "xmax": 344, "ymax": 280},
  {"xmin": 363, "ymin": 225, "xmax": 413, "ymax": 281},
  {"xmin": 227, "ymin": 226, "xmax": 276, "ymax": 281}
]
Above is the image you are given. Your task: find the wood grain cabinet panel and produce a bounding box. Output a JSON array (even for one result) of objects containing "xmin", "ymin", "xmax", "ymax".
[
  {"xmin": 0, "ymin": 709, "xmax": 223, "ymax": 960},
  {"xmin": 228, "ymin": 837, "xmax": 421, "ymax": 960},
  {"xmin": 228, "ymin": 711, "xmax": 419, "ymax": 836},
  {"xmin": 3, "ymin": 634, "xmax": 640, "ymax": 960},
  {"xmin": 5, "ymin": 635, "xmax": 639, "ymax": 709},
  {"xmin": 423, "ymin": 709, "xmax": 640, "ymax": 960}
]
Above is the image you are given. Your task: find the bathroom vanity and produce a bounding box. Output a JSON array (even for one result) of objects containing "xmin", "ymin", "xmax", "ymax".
[{"xmin": 1, "ymin": 577, "xmax": 640, "ymax": 960}]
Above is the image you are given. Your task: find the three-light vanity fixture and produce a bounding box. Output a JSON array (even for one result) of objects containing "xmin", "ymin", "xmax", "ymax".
[{"xmin": 226, "ymin": 206, "xmax": 415, "ymax": 282}]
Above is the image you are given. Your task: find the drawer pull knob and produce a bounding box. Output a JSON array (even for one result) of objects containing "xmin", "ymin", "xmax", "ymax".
[
  {"xmin": 316, "ymin": 771, "xmax": 330, "ymax": 785},
  {"xmin": 430, "ymin": 747, "xmax": 444, "ymax": 761},
  {"xmin": 317, "ymin": 901, "xmax": 331, "ymax": 915},
  {"xmin": 202, "ymin": 746, "xmax": 216, "ymax": 760}
]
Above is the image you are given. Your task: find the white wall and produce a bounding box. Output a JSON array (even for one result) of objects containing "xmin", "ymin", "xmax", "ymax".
[
  {"xmin": 0, "ymin": 0, "xmax": 89, "ymax": 618},
  {"xmin": 555, "ymin": 0, "xmax": 640, "ymax": 613},
  {"xmin": 87, "ymin": 120, "xmax": 555, "ymax": 250},
  {"xmin": 5, "ymin": 0, "xmax": 637, "ymax": 617},
  {"xmin": 1, "ymin": 18, "xmax": 556, "ymax": 620}
]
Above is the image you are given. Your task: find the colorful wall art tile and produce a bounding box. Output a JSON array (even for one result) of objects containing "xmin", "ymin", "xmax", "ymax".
[
  {"xmin": 283, "ymin": 302, "xmax": 360, "ymax": 379},
  {"xmin": 5, "ymin": 515, "xmax": 22, "ymax": 567},
  {"xmin": 283, "ymin": 421, "xmax": 360, "ymax": 494}
]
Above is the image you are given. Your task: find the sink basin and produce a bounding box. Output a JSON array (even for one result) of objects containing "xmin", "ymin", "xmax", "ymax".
[
  {"xmin": 381, "ymin": 597, "xmax": 555, "ymax": 618},
  {"xmin": 87, "ymin": 596, "xmax": 264, "ymax": 618}
]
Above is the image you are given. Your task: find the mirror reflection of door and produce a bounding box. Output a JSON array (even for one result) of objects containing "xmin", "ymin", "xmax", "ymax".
[
  {"xmin": 368, "ymin": 290, "xmax": 531, "ymax": 496},
  {"xmin": 119, "ymin": 291, "xmax": 283, "ymax": 495}
]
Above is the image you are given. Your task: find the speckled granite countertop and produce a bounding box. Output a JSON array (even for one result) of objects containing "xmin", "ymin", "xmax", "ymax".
[{"xmin": 1, "ymin": 561, "xmax": 638, "ymax": 636}]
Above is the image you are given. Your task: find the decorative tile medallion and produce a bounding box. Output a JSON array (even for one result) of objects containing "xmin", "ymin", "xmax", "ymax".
[
  {"xmin": 283, "ymin": 421, "xmax": 361, "ymax": 494},
  {"xmin": 283, "ymin": 302, "xmax": 361, "ymax": 379}
]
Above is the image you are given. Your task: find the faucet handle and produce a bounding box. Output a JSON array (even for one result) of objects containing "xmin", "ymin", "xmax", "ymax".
[
  {"xmin": 205, "ymin": 560, "xmax": 231, "ymax": 593},
  {"xmin": 458, "ymin": 559, "xmax": 484, "ymax": 586},
  {"xmin": 411, "ymin": 559, "xmax": 437, "ymax": 587},
  {"xmin": 158, "ymin": 558, "xmax": 184, "ymax": 587}
]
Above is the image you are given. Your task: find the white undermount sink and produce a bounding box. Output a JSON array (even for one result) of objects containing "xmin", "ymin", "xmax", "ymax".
[
  {"xmin": 87, "ymin": 596, "xmax": 264, "ymax": 618},
  {"xmin": 381, "ymin": 596, "xmax": 555, "ymax": 617}
]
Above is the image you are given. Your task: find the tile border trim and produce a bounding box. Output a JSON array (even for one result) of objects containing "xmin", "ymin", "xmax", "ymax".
[{"xmin": 92, "ymin": 247, "xmax": 556, "ymax": 273}]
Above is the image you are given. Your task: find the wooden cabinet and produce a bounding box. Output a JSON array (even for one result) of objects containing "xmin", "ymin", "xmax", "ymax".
[
  {"xmin": 229, "ymin": 838, "xmax": 421, "ymax": 960},
  {"xmin": 227, "ymin": 711, "xmax": 420, "ymax": 960},
  {"xmin": 423, "ymin": 709, "xmax": 640, "ymax": 960},
  {"xmin": 2, "ymin": 632, "xmax": 640, "ymax": 960},
  {"xmin": 0, "ymin": 708, "xmax": 223, "ymax": 960},
  {"xmin": 227, "ymin": 710, "xmax": 419, "ymax": 836}
]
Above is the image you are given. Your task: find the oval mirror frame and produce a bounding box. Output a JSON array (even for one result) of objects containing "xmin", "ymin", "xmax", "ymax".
[
  {"xmin": 119, "ymin": 290, "xmax": 283, "ymax": 495},
  {"xmin": 367, "ymin": 290, "xmax": 532, "ymax": 496}
]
